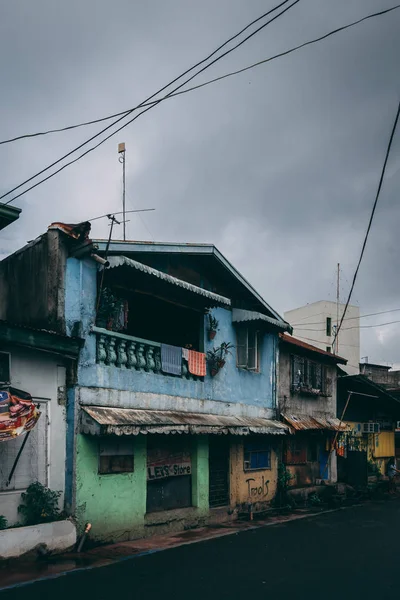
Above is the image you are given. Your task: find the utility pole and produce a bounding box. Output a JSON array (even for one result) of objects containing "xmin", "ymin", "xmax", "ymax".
[
  {"xmin": 336, "ymin": 262, "xmax": 340, "ymax": 355},
  {"xmin": 118, "ymin": 143, "xmax": 126, "ymax": 241}
]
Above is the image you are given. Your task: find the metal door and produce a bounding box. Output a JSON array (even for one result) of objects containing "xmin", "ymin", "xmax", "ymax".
[
  {"xmin": 209, "ymin": 437, "xmax": 230, "ymax": 508},
  {"xmin": 347, "ymin": 450, "xmax": 368, "ymax": 487}
]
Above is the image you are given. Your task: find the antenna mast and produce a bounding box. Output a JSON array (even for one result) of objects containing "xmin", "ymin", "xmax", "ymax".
[
  {"xmin": 336, "ymin": 262, "xmax": 340, "ymax": 354},
  {"xmin": 118, "ymin": 142, "xmax": 126, "ymax": 241}
]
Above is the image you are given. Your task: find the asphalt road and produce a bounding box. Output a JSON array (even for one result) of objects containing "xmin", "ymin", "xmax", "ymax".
[{"xmin": 2, "ymin": 501, "xmax": 399, "ymax": 600}]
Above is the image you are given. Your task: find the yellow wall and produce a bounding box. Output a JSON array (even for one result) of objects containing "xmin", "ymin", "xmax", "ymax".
[
  {"xmin": 229, "ymin": 440, "xmax": 278, "ymax": 508},
  {"xmin": 344, "ymin": 422, "xmax": 395, "ymax": 474},
  {"xmin": 372, "ymin": 431, "xmax": 395, "ymax": 459}
]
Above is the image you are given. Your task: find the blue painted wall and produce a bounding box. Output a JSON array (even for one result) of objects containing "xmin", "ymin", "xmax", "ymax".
[{"xmin": 65, "ymin": 257, "xmax": 277, "ymax": 410}]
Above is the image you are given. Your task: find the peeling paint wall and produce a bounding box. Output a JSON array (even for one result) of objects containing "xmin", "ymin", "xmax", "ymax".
[
  {"xmin": 75, "ymin": 434, "xmax": 210, "ymax": 542},
  {"xmin": 279, "ymin": 347, "xmax": 338, "ymax": 419},
  {"xmin": 65, "ymin": 257, "xmax": 278, "ymax": 411},
  {"xmin": 230, "ymin": 440, "xmax": 278, "ymax": 510},
  {"xmin": 75, "ymin": 433, "xmax": 147, "ymax": 541}
]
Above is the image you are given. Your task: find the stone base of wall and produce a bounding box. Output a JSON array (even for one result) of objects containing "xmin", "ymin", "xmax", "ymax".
[{"xmin": 0, "ymin": 520, "xmax": 76, "ymax": 560}]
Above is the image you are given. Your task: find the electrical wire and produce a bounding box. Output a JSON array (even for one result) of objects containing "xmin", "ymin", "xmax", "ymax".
[
  {"xmin": 3, "ymin": 3, "xmax": 398, "ymax": 205},
  {"xmin": 291, "ymin": 307, "xmax": 400, "ymax": 327},
  {"xmin": 2, "ymin": 3, "xmax": 398, "ymax": 148},
  {"xmin": 332, "ymin": 97, "xmax": 400, "ymax": 346},
  {"xmin": 0, "ymin": 0, "xmax": 299, "ymax": 203},
  {"xmin": 0, "ymin": 0, "xmax": 294, "ymax": 147}
]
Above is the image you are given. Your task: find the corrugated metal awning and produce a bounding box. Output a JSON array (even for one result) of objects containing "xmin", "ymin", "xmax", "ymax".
[
  {"xmin": 81, "ymin": 406, "xmax": 289, "ymax": 436},
  {"xmin": 232, "ymin": 309, "xmax": 291, "ymax": 333},
  {"xmin": 105, "ymin": 255, "xmax": 230, "ymax": 308},
  {"xmin": 282, "ymin": 413, "xmax": 349, "ymax": 432}
]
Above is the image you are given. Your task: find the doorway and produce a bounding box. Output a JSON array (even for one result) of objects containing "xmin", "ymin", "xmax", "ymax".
[{"xmin": 209, "ymin": 437, "xmax": 230, "ymax": 508}]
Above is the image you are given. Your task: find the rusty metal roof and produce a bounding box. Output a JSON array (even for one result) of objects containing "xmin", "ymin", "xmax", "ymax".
[
  {"xmin": 105, "ymin": 255, "xmax": 231, "ymax": 307},
  {"xmin": 280, "ymin": 334, "xmax": 347, "ymax": 364},
  {"xmin": 282, "ymin": 413, "xmax": 349, "ymax": 432},
  {"xmin": 81, "ymin": 406, "xmax": 289, "ymax": 436},
  {"xmin": 232, "ymin": 309, "xmax": 291, "ymax": 333}
]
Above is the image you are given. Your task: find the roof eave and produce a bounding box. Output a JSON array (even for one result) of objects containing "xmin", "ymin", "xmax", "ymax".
[{"xmin": 91, "ymin": 240, "xmax": 285, "ymax": 322}]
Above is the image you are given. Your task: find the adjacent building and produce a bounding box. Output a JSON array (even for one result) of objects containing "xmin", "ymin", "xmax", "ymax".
[
  {"xmin": 336, "ymin": 373, "xmax": 400, "ymax": 485},
  {"xmin": 278, "ymin": 334, "xmax": 347, "ymax": 492},
  {"xmin": 284, "ymin": 300, "xmax": 360, "ymax": 375},
  {"xmin": 0, "ymin": 321, "xmax": 81, "ymax": 525}
]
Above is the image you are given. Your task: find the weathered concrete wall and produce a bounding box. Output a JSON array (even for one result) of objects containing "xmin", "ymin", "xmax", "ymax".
[
  {"xmin": 75, "ymin": 433, "xmax": 210, "ymax": 542},
  {"xmin": 279, "ymin": 348, "xmax": 338, "ymax": 419},
  {"xmin": 0, "ymin": 231, "xmax": 67, "ymax": 333},
  {"xmin": 0, "ymin": 345, "xmax": 67, "ymax": 525},
  {"xmin": 230, "ymin": 442, "xmax": 278, "ymax": 510},
  {"xmin": 75, "ymin": 433, "xmax": 147, "ymax": 541},
  {"xmin": 0, "ymin": 520, "xmax": 76, "ymax": 559}
]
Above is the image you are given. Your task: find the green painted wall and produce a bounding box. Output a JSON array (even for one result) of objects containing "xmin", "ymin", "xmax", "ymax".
[
  {"xmin": 76, "ymin": 434, "xmax": 147, "ymax": 540},
  {"xmin": 191, "ymin": 436, "xmax": 209, "ymax": 513},
  {"xmin": 75, "ymin": 434, "xmax": 210, "ymax": 541}
]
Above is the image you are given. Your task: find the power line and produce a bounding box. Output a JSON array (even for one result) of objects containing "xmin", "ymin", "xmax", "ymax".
[
  {"xmin": 3, "ymin": 3, "xmax": 398, "ymax": 205},
  {"xmin": 2, "ymin": 4, "xmax": 398, "ymax": 149},
  {"xmin": 291, "ymin": 307, "xmax": 400, "ymax": 327},
  {"xmin": 0, "ymin": 0, "xmax": 294, "ymax": 147},
  {"xmin": 0, "ymin": 0, "xmax": 299, "ymax": 203},
  {"xmin": 343, "ymin": 320, "xmax": 400, "ymax": 331},
  {"xmin": 333, "ymin": 97, "xmax": 400, "ymax": 346}
]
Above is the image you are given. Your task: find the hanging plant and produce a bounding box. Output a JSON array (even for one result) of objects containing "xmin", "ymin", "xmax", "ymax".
[
  {"xmin": 207, "ymin": 314, "xmax": 219, "ymax": 341},
  {"xmin": 207, "ymin": 342, "xmax": 234, "ymax": 376}
]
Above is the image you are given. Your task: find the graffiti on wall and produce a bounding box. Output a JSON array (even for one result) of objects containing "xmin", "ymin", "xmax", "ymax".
[{"xmin": 245, "ymin": 475, "xmax": 270, "ymax": 498}]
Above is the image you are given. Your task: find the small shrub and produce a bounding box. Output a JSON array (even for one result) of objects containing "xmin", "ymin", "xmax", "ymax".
[
  {"xmin": 0, "ymin": 515, "xmax": 8, "ymax": 530},
  {"xmin": 308, "ymin": 492, "xmax": 322, "ymax": 507},
  {"xmin": 18, "ymin": 482, "xmax": 62, "ymax": 526}
]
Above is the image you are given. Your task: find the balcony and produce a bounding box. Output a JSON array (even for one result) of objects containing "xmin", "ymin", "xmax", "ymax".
[{"xmin": 92, "ymin": 327, "xmax": 201, "ymax": 380}]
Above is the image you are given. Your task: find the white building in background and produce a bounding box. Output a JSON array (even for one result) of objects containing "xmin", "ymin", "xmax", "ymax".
[{"xmin": 284, "ymin": 300, "xmax": 360, "ymax": 375}]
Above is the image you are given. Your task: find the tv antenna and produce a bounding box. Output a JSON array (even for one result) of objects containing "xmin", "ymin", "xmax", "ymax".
[{"xmin": 118, "ymin": 142, "xmax": 126, "ymax": 240}]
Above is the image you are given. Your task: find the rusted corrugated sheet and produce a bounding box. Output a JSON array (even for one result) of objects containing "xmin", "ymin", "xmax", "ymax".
[
  {"xmin": 282, "ymin": 413, "xmax": 349, "ymax": 432},
  {"xmin": 232, "ymin": 309, "xmax": 291, "ymax": 333},
  {"xmin": 279, "ymin": 334, "xmax": 347, "ymax": 364},
  {"xmin": 81, "ymin": 406, "xmax": 289, "ymax": 436},
  {"xmin": 105, "ymin": 255, "xmax": 231, "ymax": 307}
]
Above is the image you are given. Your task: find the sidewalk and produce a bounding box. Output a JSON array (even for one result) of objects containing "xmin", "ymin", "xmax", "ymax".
[{"xmin": 0, "ymin": 505, "xmax": 358, "ymax": 590}]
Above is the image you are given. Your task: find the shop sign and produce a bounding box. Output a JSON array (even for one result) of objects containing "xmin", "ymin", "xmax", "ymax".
[{"xmin": 147, "ymin": 448, "xmax": 191, "ymax": 480}]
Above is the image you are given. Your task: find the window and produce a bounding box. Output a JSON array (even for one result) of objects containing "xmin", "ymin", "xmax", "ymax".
[
  {"xmin": 0, "ymin": 400, "xmax": 48, "ymax": 491},
  {"xmin": 98, "ymin": 438, "xmax": 134, "ymax": 474},
  {"xmin": 0, "ymin": 352, "xmax": 10, "ymax": 384},
  {"xmin": 244, "ymin": 441, "xmax": 271, "ymax": 470},
  {"xmin": 326, "ymin": 317, "xmax": 332, "ymax": 337},
  {"xmin": 285, "ymin": 438, "xmax": 307, "ymax": 465},
  {"xmin": 291, "ymin": 355, "xmax": 327, "ymax": 394},
  {"xmin": 326, "ymin": 347, "xmax": 331, "ymax": 353},
  {"xmin": 236, "ymin": 327, "xmax": 260, "ymax": 371}
]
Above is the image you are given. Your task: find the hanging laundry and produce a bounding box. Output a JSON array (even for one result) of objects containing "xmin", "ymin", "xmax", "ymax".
[
  {"xmin": 0, "ymin": 389, "xmax": 40, "ymax": 442},
  {"xmin": 161, "ymin": 344, "xmax": 182, "ymax": 376},
  {"xmin": 182, "ymin": 348, "xmax": 189, "ymax": 361},
  {"xmin": 188, "ymin": 350, "xmax": 206, "ymax": 377}
]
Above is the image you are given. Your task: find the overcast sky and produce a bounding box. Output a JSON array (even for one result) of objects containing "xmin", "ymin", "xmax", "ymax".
[{"xmin": 1, "ymin": 0, "xmax": 399, "ymax": 366}]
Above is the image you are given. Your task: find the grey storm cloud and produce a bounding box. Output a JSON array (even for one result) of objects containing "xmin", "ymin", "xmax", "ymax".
[{"xmin": 0, "ymin": 0, "xmax": 399, "ymax": 365}]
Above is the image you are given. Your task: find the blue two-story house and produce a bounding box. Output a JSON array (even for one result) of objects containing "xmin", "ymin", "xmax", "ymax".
[{"xmin": 0, "ymin": 223, "xmax": 291, "ymax": 542}]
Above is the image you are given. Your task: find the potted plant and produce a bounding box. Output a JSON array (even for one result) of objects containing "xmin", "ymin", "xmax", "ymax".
[
  {"xmin": 207, "ymin": 314, "xmax": 219, "ymax": 341},
  {"xmin": 96, "ymin": 287, "xmax": 117, "ymax": 329},
  {"xmin": 207, "ymin": 342, "xmax": 234, "ymax": 376}
]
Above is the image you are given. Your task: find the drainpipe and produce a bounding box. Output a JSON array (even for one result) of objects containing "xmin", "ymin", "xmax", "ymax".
[{"xmin": 90, "ymin": 253, "xmax": 110, "ymax": 267}]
